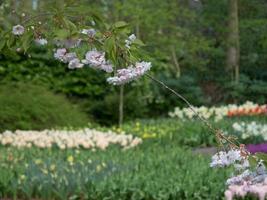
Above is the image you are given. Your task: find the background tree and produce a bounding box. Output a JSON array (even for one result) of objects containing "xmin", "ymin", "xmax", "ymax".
[{"xmin": 226, "ymin": 0, "xmax": 240, "ymax": 83}]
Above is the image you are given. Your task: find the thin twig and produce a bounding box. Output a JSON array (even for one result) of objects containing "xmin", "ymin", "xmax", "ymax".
[{"xmin": 145, "ymin": 73, "xmax": 240, "ymax": 149}]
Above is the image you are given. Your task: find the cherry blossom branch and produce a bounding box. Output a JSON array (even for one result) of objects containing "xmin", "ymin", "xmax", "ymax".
[{"xmin": 145, "ymin": 73, "xmax": 240, "ymax": 149}]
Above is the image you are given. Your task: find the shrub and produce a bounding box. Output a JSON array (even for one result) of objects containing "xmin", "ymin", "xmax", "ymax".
[{"xmin": 0, "ymin": 82, "xmax": 89, "ymax": 131}]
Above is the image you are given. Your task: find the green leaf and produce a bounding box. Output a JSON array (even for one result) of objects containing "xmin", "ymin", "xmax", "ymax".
[
  {"xmin": 7, "ymin": 35, "xmax": 15, "ymax": 48},
  {"xmin": 113, "ymin": 21, "xmax": 128, "ymax": 29},
  {"xmin": 132, "ymin": 39, "xmax": 145, "ymax": 46},
  {"xmin": 21, "ymin": 32, "xmax": 33, "ymax": 52},
  {"xmin": 104, "ymin": 36, "xmax": 116, "ymax": 63},
  {"xmin": 54, "ymin": 29, "xmax": 70, "ymax": 39},
  {"xmin": 248, "ymin": 156, "xmax": 258, "ymax": 169},
  {"xmin": 63, "ymin": 18, "xmax": 77, "ymax": 33},
  {"xmin": 0, "ymin": 39, "xmax": 6, "ymax": 51},
  {"xmin": 255, "ymin": 153, "xmax": 267, "ymax": 165}
]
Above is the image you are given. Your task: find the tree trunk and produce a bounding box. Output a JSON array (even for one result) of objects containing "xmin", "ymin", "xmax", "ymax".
[
  {"xmin": 119, "ymin": 85, "xmax": 124, "ymax": 127},
  {"xmin": 171, "ymin": 46, "xmax": 181, "ymax": 78},
  {"xmin": 226, "ymin": 0, "xmax": 240, "ymax": 83}
]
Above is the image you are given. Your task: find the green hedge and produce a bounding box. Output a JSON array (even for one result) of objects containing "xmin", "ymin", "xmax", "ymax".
[{"xmin": 0, "ymin": 82, "xmax": 89, "ymax": 131}]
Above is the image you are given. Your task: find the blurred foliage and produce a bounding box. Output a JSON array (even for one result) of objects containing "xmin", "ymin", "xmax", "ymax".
[
  {"xmin": 0, "ymin": 82, "xmax": 89, "ymax": 131},
  {"xmin": 0, "ymin": 142, "xmax": 230, "ymax": 199},
  {"xmin": 0, "ymin": 0, "xmax": 267, "ymax": 124}
]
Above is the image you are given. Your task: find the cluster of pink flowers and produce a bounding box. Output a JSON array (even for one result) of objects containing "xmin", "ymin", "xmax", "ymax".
[
  {"xmin": 54, "ymin": 47, "xmax": 151, "ymax": 84},
  {"xmin": 54, "ymin": 49, "xmax": 115, "ymax": 72},
  {"xmin": 107, "ymin": 61, "xmax": 152, "ymax": 85},
  {"xmin": 54, "ymin": 48, "xmax": 84, "ymax": 69},
  {"xmin": 210, "ymin": 149, "xmax": 267, "ymax": 200},
  {"xmin": 225, "ymin": 162, "xmax": 267, "ymax": 200},
  {"xmin": 210, "ymin": 149, "xmax": 246, "ymax": 168},
  {"xmin": 82, "ymin": 50, "xmax": 113, "ymax": 73},
  {"xmin": 225, "ymin": 183, "xmax": 267, "ymax": 200},
  {"xmin": 12, "ymin": 24, "xmax": 151, "ymax": 84},
  {"xmin": 81, "ymin": 28, "xmax": 96, "ymax": 37}
]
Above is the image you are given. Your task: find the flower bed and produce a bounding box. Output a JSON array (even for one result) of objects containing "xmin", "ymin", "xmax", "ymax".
[
  {"xmin": 0, "ymin": 129, "xmax": 142, "ymax": 150},
  {"xmin": 169, "ymin": 101, "xmax": 267, "ymax": 122},
  {"xmin": 247, "ymin": 143, "xmax": 267, "ymax": 154},
  {"xmin": 0, "ymin": 143, "xmax": 229, "ymax": 199},
  {"xmin": 232, "ymin": 121, "xmax": 267, "ymax": 140}
]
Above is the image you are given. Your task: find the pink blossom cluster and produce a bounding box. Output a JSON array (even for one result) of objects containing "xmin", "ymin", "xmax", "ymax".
[
  {"xmin": 226, "ymin": 161, "xmax": 267, "ymax": 185},
  {"xmin": 228, "ymin": 167, "xmax": 267, "ymax": 200},
  {"xmin": 225, "ymin": 182, "xmax": 267, "ymax": 200},
  {"xmin": 107, "ymin": 61, "xmax": 152, "ymax": 85},
  {"xmin": 210, "ymin": 149, "xmax": 243, "ymax": 168},
  {"xmin": 54, "ymin": 48, "xmax": 84, "ymax": 69},
  {"xmin": 12, "ymin": 24, "xmax": 151, "ymax": 84},
  {"xmin": 81, "ymin": 28, "xmax": 96, "ymax": 37},
  {"xmin": 211, "ymin": 149, "xmax": 267, "ymax": 200},
  {"xmin": 82, "ymin": 50, "xmax": 113, "ymax": 73}
]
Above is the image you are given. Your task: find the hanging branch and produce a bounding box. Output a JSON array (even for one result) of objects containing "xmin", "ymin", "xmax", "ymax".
[{"xmin": 145, "ymin": 73, "xmax": 241, "ymax": 150}]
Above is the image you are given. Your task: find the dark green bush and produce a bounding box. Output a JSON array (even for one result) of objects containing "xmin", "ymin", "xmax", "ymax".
[
  {"xmin": 0, "ymin": 82, "xmax": 89, "ymax": 131},
  {"xmin": 220, "ymin": 75, "xmax": 267, "ymax": 104}
]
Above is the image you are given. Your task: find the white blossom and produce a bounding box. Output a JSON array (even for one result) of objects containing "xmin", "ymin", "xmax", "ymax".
[
  {"xmin": 169, "ymin": 101, "xmax": 267, "ymax": 122},
  {"xmin": 107, "ymin": 61, "xmax": 151, "ymax": 85},
  {"xmin": 234, "ymin": 159, "xmax": 250, "ymax": 171},
  {"xmin": 68, "ymin": 58, "xmax": 84, "ymax": 69},
  {"xmin": 35, "ymin": 38, "xmax": 48, "ymax": 45},
  {"xmin": 210, "ymin": 150, "xmax": 242, "ymax": 168},
  {"xmin": 12, "ymin": 25, "xmax": 25, "ymax": 35},
  {"xmin": 54, "ymin": 48, "xmax": 67, "ymax": 61},
  {"xmin": 226, "ymin": 170, "xmax": 252, "ymax": 185},
  {"xmin": 63, "ymin": 52, "xmax": 77, "ymax": 63},
  {"xmin": 99, "ymin": 63, "xmax": 113, "ymax": 73},
  {"xmin": 125, "ymin": 34, "xmax": 136, "ymax": 49},
  {"xmin": 85, "ymin": 50, "xmax": 105, "ymax": 66},
  {"xmin": 232, "ymin": 121, "xmax": 267, "ymax": 140},
  {"xmin": 81, "ymin": 28, "xmax": 96, "ymax": 37},
  {"xmin": 83, "ymin": 50, "xmax": 114, "ymax": 73},
  {"xmin": 0, "ymin": 129, "xmax": 142, "ymax": 150},
  {"xmin": 129, "ymin": 34, "xmax": 136, "ymax": 41},
  {"xmin": 54, "ymin": 48, "xmax": 78, "ymax": 64}
]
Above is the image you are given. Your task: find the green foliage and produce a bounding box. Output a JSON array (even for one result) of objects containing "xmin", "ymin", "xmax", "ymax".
[
  {"xmin": 0, "ymin": 82, "xmax": 89, "ymax": 131},
  {"xmin": 220, "ymin": 75, "xmax": 267, "ymax": 104},
  {"xmin": 0, "ymin": 143, "xmax": 230, "ymax": 199},
  {"xmin": 0, "ymin": 0, "xmax": 267, "ymax": 123},
  {"xmin": 0, "ymin": 50, "xmax": 152, "ymax": 124}
]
